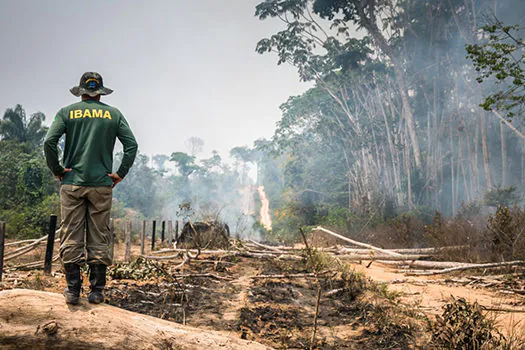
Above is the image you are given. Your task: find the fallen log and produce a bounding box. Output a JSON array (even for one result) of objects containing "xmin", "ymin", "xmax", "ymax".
[
  {"xmin": 336, "ymin": 254, "xmax": 431, "ymax": 261},
  {"xmin": 10, "ymin": 255, "xmax": 60, "ymax": 270},
  {"xmin": 150, "ymin": 248, "xmax": 231, "ymax": 255},
  {"xmin": 5, "ymin": 235, "xmax": 48, "ymax": 254},
  {"xmin": 407, "ymin": 260, "xmax": 525, "ymax": 276},
  {"xmin": 337, "ymin": 246, "xmax": 467, "ymax": 255},
  {"xmin": 315, "ymin": 227, "xmax": 402, "ymax": 256},
  {"xmin": 252, "ymin": 270, "xmax": 332, "ymax": 279},
  {"xmin": 248, "ymin": 240, "xmax": 285, "ymax": 253},
  {"xmin": 143, "ymin": 250, "xmax": 302, "ymax": 261},
  {"xmin": 4, "ymin": 238, "xmax": 59, "ymax": 262},
  {"xmin": 389, "ymin": 246, "xmax": 468, "ymax": 254},
  {"xmin": 0, "ymin": 289, "xmax": 271, "ymax": 350},
  {"xmin": 377, "ymin": 260, "xmax": 478, "ymax": 269},
  {"xmin": 5, "ymin": 238, "xmax": 39, "ymax": 247}
]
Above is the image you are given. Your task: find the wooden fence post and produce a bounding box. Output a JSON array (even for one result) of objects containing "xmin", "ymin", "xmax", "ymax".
[
  {"xmin": 125, "ymin": 221, "xmax": 132, "ymax": 262},
  {"xmin": 0, "ymin": 221, "xmax": 5, "ymax": 282},
  {"xmin": 161, "ymin": 221, "xmax": 165, "ymax": 244},
  {"xmin": 109, "ymin": 218, "xmax": 115, "ymax": 263},
  {"xmin": 167, "ymin": 221, "xmax": 173, "ymax": 244},
  {"xmin": 44, "ymin": 215, "xmax": 57, "ymax": 274},
  {"xmin": 151, "ymin": 220, "xmax": 156, "ymax": 251},
  {"xmin": 175, "ymin": 220, "xmax": 179, "ymax": 241},
  {"xmin": 141, "ymin": 220, "xmax": 146, "ymax": 255}
]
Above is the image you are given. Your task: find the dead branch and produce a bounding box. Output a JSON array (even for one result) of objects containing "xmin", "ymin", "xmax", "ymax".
[
  {"xmin": 252, "ymin": 270, "xmax": 332, "ymax": 279},
  {"xmin": 315, "ymin": 226, "xmax": 402, "ymax": 256},
  {"xmin": 5, "ymin": 239, "xmax": 39, "ymax": 247},
  {"xmin": 389, "ymin": 246, "xmax": 468, "ymax": 254},
  {"xmin": 150, "ymin": 249, "xmax": 232, "ymax": 255},
  {"xmin": 10, "ymin": 255, "xmax": 60, "ymax": 270},
  {"xmin": 483, "ymin": 306, "xmax": 525, "ymax": 313},
  {"xmin": 324, "ymin": 288, "xmax": 345, "ymax": 297},
  {"xmin": 508, "ymin": 289, "xmax": 525, "ymax": 295},
  {"xmin": 5, "ymin": 235, "xmax": 48, "ymax": 255},
  {"xmin": 173, "ymin": 273, "xmax": 232, "ymax": 281},
  {"xmin": 407, "ymin": 261, "xmax": 525, "ymax": 276},
  {"xmin": 336, "ymin": 254, "xmax": 431, "ymax": 261},
  {"xmin": 378, "ymin": 260, "xmax": 478, "ymax": 269},
  {"xmin": 169, "ymin": 253, "xmax": 191, "ymax": 270},
  {"xmin": 247, "ymin": 240, "xmax": 284, "ymax": 253}
]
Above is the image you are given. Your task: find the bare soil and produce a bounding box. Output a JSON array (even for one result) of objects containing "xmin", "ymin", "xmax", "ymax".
[{"xmin": 1, "ymin": 241, "xmax": 524, "ymax": 349}]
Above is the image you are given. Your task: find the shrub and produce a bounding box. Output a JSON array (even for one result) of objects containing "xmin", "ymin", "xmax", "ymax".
[
  {"xmin": 432, "ymin": 297, "xmax": 504, "ymax": 349},
  {"xmin": 486, "ymin": 205, "xmax": 525, "ymax": 261}
]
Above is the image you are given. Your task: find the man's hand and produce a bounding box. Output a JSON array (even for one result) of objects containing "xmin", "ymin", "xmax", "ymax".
[
  {"xmin": 56, "ymin": 168, "xmax": 72, "ymax": 181},
  {"xmin": 108, "ymin": 173, "xmax": 123, "ymax": 188}
]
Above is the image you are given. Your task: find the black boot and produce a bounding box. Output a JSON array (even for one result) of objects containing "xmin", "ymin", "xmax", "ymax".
[
  {"xmin": 63, "ymin": 263, "xmax": 82, "ymax": 305},
  {"xmin": 88, "ymin": 264, "xmax": 107, "ymax": 304}
]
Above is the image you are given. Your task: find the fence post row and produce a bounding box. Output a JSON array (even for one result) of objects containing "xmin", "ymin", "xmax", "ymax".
[
  {"xmin": 109, "ymin": 218, "xmax": 115, "ymax": 263},
  {"xmin": 44, "ymin": 215, "xmax": 57, "ymax": 274},
  {"xmin": 167, "ymin": 221, "xmax": 172, "ymax": 244},
  {"xmin": 151, "ymin": 220, "xmax": 156, "ymax": 251},
  {"xmin": 141, "ymin": 220, "xmax": 146, "ymax": 255},
  {"xmin": 0, "ymin": 221, "xmax": 5, "ymax": 282},
  {"xmin": 125, "ymin": 221, "xmax": 132, "ymax": 262}
]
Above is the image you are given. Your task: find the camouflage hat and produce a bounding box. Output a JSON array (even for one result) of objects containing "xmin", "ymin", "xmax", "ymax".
[{"xmin": 70, "ymin": 72, "xmax": 113, "ymax": 97}]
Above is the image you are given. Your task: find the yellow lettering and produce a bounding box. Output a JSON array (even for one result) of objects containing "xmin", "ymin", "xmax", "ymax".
[
  {"xmin": 74, "ymin": 110, "xmax": 82, "ymax": 119},
  {"xmin": 92, "ymin": 109, "xmax": 102, "ymax": 118},
  {"xmin": 69, "ymin": 111, "xmax": 73, "ymax": 119},
  {"xmin": 103, "ymin": 111, "xmax": 112, "ymax": 120},
  {"xmin": 83, "ymin": 109, "xmax": 92, "ymax": 118}
]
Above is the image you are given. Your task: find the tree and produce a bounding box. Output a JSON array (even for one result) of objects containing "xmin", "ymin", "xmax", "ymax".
[
  {"xmin": 170, "ymin": 152, "xmax": 200, "ymax": 177},
  {"xmin": 0, "ymin": 105, "xmax": 48, "ymax": 150},
  {"xmin": 113, "ymin": 153, "xmax": 160, "ymax": 217},
  {"xmin": 152, "ymin": 154, "xmax": 170, "ymax": 172},
  {"xmin": 466, "ymin": 19, "xmax": 525, "ymax": 121},
  {"xmin": 256, "ymin": 0, "xmax": 422, "ymax": 168},
  {"xmin": 185, "ymin": 137, "xmax": 204, "ymax": 156}
]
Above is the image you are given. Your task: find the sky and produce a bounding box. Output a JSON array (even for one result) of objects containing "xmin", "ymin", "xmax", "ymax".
[{"xmin": 0, "ymin": 0, "xmax": 310, "ymax": 159}]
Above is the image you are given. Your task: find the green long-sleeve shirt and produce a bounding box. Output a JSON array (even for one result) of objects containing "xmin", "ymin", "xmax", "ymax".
[{"xmin": 44, "ymin": 100, "xmax": 138, "ymax": 186}]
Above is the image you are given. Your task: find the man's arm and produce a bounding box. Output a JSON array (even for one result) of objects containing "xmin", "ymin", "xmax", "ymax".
[
  {"xmin": 115, "ymin": 115, "xmax": 138, "ymax": 179},
  {"xmin": 44, "ymin": 110, "xmax": 67, "ymax": 176}
]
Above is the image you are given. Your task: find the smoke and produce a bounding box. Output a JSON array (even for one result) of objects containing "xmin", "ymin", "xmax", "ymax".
[{"xmin": 253, "ymin": 0, "xmax": 525, "ymax": 222}]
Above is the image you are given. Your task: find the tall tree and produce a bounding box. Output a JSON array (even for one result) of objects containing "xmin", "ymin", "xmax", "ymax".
[{"xmin": 0, "ymin": 105, "xmax": 48, "ymax": 150}]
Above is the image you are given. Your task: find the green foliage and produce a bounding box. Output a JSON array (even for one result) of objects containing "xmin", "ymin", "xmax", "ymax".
[
  {"xmin": 170, "ymin": 151, "xmax": 200, "ymax": 177},
  {"xmin": 0, "ymin": 110, "xmax": 60, "ymax": 238},
  {"xmin": 316, "ymin": 206, "xmax": 351, "ymax": 230},
  {"xmin": 487, "ymin": 205, "xmax": 525, "ymax": 261},
  {"xmin": 109, "ymin": 257, "xmax": 168, "ymax": 280},
  {"xmin": 0, "ymin": 104, "xmax": 48, "ymax": 150},
  {"xmin": 1, "ymin": 193, "xmax": 60, "ymax": 238},
  {"xmin": 484, "ymin": 186, "xmax": 519, "ymax": 207},
  {"xmin": 432, "ymin": 297, "xmax": 504, "ymax": 349},
  {"xmin": 113, "ymin": 153, "xmax": 161, "ymax": 217},
  {"xmin": 466, "ymin": 19, "xmax": 525, "ymax": 120}
]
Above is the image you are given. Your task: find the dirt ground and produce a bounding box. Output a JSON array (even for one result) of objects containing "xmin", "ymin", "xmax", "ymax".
[
  {"xmin": 351, "ymin": 261, "xmax": 525, "ymax": 337},
  {"xmin": 1, "ymin": 240, "xmax": 524, "ymax": 349}
]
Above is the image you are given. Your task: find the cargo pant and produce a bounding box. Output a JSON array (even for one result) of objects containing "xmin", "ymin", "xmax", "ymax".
[{"xmin": 59, "ymin": 185, "xmax": 112, "ymax": 266}]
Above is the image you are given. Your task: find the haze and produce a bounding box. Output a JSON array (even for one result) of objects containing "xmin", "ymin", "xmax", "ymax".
[{"xmin": 0, "ymin": 0, "xmax": 309, "ymax": 158}]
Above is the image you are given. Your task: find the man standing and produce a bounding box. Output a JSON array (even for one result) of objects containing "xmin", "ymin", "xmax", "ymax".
[{"xmin": 44, "ymin": 72, "xmax": 138, "ymax": 305}]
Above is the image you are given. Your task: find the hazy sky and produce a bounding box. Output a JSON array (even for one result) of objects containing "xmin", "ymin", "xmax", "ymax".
[{"xmin": 0, "ymin": 1, "xmax": 310, "ymax": 159}]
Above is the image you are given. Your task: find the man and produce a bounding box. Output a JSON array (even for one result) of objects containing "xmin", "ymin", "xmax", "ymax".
[{"xmin": 44, "ymin": 72, "xmax": 138, "ymax": 305}]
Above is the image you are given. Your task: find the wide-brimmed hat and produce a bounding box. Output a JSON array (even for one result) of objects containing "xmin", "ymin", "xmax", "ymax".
[{"xmin": 70, "ymin": 72, "xmax": 113, "ymax": 97}]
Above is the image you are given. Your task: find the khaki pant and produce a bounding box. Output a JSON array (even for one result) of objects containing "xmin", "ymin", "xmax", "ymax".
[{"xmin": 59, "ymin": 185, "xmax": 112, "ymax": 266}]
